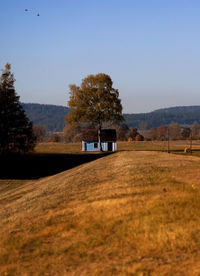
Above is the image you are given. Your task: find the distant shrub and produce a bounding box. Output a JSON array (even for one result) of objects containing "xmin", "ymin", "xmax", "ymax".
[
  {"xmin": 48, "ymin": 133, "xmax": 62, "ymax": 142},
  {"xmin": 33, "ymin": 125, "xmax": 46, "ymax": 143},
  {"xmin": 135, "ymin": 134, "xmax": 144, "ymax": 141},
  {"xmin": 63, "ymin": 124, "xmax": 82, "ymax": 143}
]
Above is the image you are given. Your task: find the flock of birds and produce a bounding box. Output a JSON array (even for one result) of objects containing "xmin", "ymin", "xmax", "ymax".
[{"xmin": 25, "ymin": 9, "xmax": 40, "ymax": 16}]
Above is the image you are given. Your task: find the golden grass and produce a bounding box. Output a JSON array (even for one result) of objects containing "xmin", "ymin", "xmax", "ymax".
[
  {"xmin": 35, "ymin": 140, "xmax": 200, "ymax": 154},
  {"xmin": 35, "ymin": 142, "xmax": 82, "ymax": 154},
  {"xmin": 117, "ymin": 140, "xmax": 200, "ymax": 152},
  {"xmin": 1, "ymin": 145, "xmax": 200, "ymax": 275}
]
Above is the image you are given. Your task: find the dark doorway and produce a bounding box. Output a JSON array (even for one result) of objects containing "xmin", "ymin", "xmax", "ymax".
[{"xmin": 108, "ymin": 142, "xmax": 113, "ymax": 151}]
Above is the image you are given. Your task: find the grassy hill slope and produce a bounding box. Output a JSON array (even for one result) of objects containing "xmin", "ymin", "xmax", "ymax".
[{"xmin": 1, "ymin": 151, "xmax": 200, "ymax": 275}]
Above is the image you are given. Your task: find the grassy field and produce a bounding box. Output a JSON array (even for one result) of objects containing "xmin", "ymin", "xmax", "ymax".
[
  {"xmin": 35, "ymin": 140, "xmax": 200, "ymax": 153},
  {"xmin": 117, "ymin": 140, "xmax": 200, "ymax": 152},
  {"xmin": 1, "ymin": 142, "xmax": 200, "ymax": 275}
]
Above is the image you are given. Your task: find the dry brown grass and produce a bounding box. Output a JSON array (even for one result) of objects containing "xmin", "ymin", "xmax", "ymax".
[
  {"xmin": 1, "ymin": 145, "xmax": 200, "ymax": 275},
  {"xmin": 117, "ymin": 140, "xmax": 200, "ymax": 152},
  {"xmin": 35, "ymin": 140, "xmax": 200, "ymax": 153},
  {"xmin": 35, "ymin": 142, "xmax": 82, "ymax": 154}
]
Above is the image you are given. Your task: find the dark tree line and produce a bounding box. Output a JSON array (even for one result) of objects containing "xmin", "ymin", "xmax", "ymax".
[
  {"xmin": 63, "ymin": 123, "xmax": 144, "ymax": 143},
  {"xmin": 124, "ymin": 107, "xmax": 200, "ymax": 129},
  {"xmin": 147, "ymin": 122, "xmax": 200, "ymax": 141},
  {"xmin": 22, "ymin": 103, "xmax": 69, "ymax": 133},
  {"xmin": 21, "ymin": 103, "xmax": 200, "ymax": 133},
  {"xmin": 115, "ymin": 124, "xmax": 144, "ymax": 141}
]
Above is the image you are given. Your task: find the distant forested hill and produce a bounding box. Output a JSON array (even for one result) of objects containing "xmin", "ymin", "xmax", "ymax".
[
  {"xmin": 22, "ymin": 103, "xmax": 69, "ymax": 133},
  {"xmin": 124, "ymin": 106, "xmax": 200, "ymax": 129},
  {"xmin": 22, "ymin": 103, "xmax": 200, "ymax": 132}
]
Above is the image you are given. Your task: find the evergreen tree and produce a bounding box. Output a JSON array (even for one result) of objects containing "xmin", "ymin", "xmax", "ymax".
[{"xmin": 0, "ymin": 63, "xmax": 36, "ymax": 154}]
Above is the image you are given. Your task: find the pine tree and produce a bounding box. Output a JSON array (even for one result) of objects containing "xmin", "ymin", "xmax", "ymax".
[{"xmin": 0, "ymin": 63, "xmax": 36, "ymax": 154}]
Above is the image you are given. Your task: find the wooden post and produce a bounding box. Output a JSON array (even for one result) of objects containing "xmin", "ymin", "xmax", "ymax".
[
  {"xmin": 190, "ymin": 132, "xmax": 192, "ymax": 154},
  {"xmin": 167, "ymin": 127, "xmax": 170, "ymax": 153}
]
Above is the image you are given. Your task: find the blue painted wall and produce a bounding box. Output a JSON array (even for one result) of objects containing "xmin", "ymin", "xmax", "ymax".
[{"xmin": 82, "ymin": 141, "xmax": 116, "ymax": 151}]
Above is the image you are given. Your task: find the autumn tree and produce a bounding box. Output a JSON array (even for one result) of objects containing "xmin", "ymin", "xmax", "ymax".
[
  {"xmin": 48, "ymin": 133, "xmax": 62, "ymax": 142},
  {"xmin": 33, "ymin": 125, "xmax": 46, "ymax": 143},
  {"xmin": 181, "ymin": 127, "xmax": 191, "ymax": 140},
  {"xmin": 148, "ymin": 127, "xmax": 157, "ymax": 140},
  {"xmin": 192, "ymin": 121, "xmax": 200, "ymax": 139},
  {"xmin": 66, "ymin": 73, "xmax": 124, "ymax": 150},
  {"xmin": 127, "ymin": 127, "xmax": 139, "ymax": 140},
  {"xmin": 169, "ymin": 122, "xmax": 181, "ymax": 140},
  {"xmin": 156, "ymin": 125, "xmax": 168, "ymax": 140},
  {"xmin": 148, "ymin": 125, "xmax": 168, "ymax": 140},
  {"xmin": 0, "ymin": 64, "xmax": 35, "ymax": 154},
  {"xmin": 135, "ymin": 134, "xmax": 144, "ymax": 141},
  {"xmin": 116, "ymin": 123, "xmax": 129, "ymax": 141},
  {"xmin": 63, "ymin": 124, "xmax": 82, "ymax": 143}
]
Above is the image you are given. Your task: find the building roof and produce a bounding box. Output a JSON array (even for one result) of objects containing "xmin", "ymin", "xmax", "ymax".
[{"xmin": 82, "ymin": 129, "xmax": 116, "ymax": 142}]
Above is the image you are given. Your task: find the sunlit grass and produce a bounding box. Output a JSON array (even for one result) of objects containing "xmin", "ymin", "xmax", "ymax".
[
  {"xmin": 35, "ymin": 140, "xmax": 200, "ymax": 154},
  {"xmin": 118, "ymin": 140, "xmax": 200, "ymax": 152},
  {"xmin": 1, "ymin": 145, "xmax": 200, "ymax": 274},
  {"xmin": 35, "ymin": 142, "xmax": 82, "ymax": 154}
]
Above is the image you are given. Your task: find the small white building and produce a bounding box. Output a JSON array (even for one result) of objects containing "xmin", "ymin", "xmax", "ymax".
[{"xmin": 82, "ymin": 129, "xmax": 117, "ymax": 152}]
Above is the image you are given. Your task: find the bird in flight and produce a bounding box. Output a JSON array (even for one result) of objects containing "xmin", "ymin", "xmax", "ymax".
[{"xmin": 24, "ymin": 9, "xmax": 40, "ymax": 16}]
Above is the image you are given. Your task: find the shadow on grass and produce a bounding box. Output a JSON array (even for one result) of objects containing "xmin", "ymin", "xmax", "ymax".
[{"xmin": 0, "ymin": 152, "xmax": 111, "ymax": 180}]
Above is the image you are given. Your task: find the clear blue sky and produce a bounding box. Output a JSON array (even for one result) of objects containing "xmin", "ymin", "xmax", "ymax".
[{"xmin": 1, "ymin": 0, "xmax": 200, "ymax": 113}]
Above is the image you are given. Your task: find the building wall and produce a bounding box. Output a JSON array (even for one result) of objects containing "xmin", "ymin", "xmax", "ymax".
[
  {"xmin": 82, "ymin": 141, "xmax": 99, "ymax": 151},
  {"xmin": 113, "ymin": 142, "xmax": 117, "ymax": 151},
  {"xmin": 82, "ymin": 141, "xmax": 116, "ymax": 151}
]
